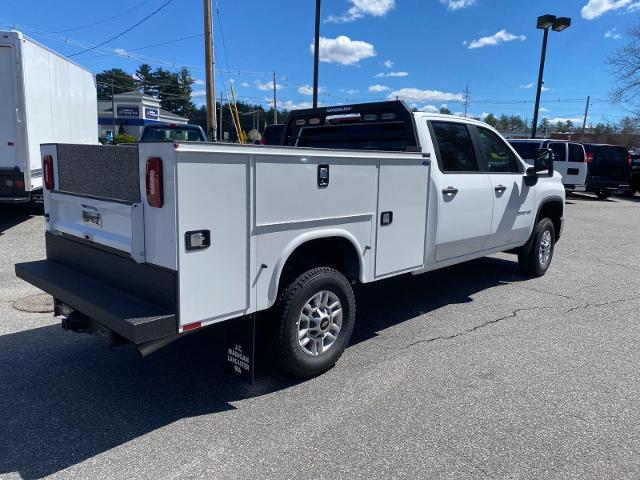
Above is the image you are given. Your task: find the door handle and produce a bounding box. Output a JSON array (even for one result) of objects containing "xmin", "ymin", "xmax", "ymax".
[
  {"xmin": 442, "ymin": 187, "xmax": 458, "ymax": 197},
  {"xmin": 494, "ymin": 185, "xmax": 507, "ymax": 193}
]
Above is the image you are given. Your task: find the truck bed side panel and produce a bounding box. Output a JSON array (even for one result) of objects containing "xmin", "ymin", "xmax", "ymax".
[{"xmin": 175, "ymin": 152, "xmax": 249, "ymax": 326}]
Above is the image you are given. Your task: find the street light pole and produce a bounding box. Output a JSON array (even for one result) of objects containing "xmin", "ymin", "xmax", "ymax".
[
  {"xmin": 531, "ymin": 27, "xmax": 549, "ymax": 139},
  {"xmin": 530, "ymin": 14, "xmax": 571, "ymax": 139},
  {"xmin": 313, "ymin": 0, "xmax": 321, "ymax": 109}
]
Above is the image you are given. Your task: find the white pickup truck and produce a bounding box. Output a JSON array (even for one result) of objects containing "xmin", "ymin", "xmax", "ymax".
[{"xmin": 16, "ymin": 101, "xmax": 565, "ymax": 378}]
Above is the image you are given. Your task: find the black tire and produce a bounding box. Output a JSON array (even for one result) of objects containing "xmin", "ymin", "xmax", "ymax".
[
  {"xmin": 518, "ymin": 218, "xmax": 556, "ymax": 277},
  {"xmin": 274, "ymin": 267, "xmax": 355, "ymax": 378},
  {"xmin": 622, "ymin": 188, "xmax": 636, "ymax": 198},
  {"xmin": 596, "ymin": 190, "xmax": 611, "ymax": 199}
]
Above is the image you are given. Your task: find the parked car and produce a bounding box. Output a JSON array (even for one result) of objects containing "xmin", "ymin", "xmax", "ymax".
[
  {"xmin": 508, "ymin": 140, "xmax": 587, "ymax": 192},
  {"xmin": 17, "ymin": 101, "xmax": 565, "ymax": 379},
  {"xmin": 139, "ymin": 124, "xmax": 207, "ymax": 142},
  {"xmin": 582, "ymin": 144, "xmax": 631, "ymax": 199},
  {"xmin": 260, "ymin": 124, "xmax": 285, "ymax": 145}
]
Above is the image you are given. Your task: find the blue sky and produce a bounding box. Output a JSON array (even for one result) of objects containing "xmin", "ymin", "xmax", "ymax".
[{"xmin": 1, "ymin": 0, "xmax": 638, "ymax": 125}]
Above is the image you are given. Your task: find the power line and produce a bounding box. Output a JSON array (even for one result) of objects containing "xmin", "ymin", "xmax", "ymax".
[
  {"xmin": 68, "ymin": 0, "xmax": 174, "ymax": 57},
  {"xmin": 52, "ymin": 0, "xmax": 155, "ymax": 33}
]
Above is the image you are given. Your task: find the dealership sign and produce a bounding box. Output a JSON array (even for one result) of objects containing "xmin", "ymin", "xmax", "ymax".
[
  {"xmin": 117, "ymin": 105, "xmax": 139, "ymax": 117},
  {"xmin": 145, "ymin": 107, "xmax": 159, "ymax": 119}
]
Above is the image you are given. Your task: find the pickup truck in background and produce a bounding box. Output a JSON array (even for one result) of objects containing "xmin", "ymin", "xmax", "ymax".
[
  {"xmin": 139, "ymin": 123, "xmax": 207, "ymax": 143},
  {"xmin": 583, "ymin": 143, "xmax": 632, "ymax": 199},
  {"xmin": 0, "ymin": 30, "xmax": 97, "ymax": 204},
  {"xmin": 16, "ymin": 101, "xmax": 565, "ymax": 379}
]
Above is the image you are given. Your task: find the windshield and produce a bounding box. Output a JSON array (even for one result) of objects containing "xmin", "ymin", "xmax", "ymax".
[{"xmin": 141, "ymin": 127, "xmax": 204, "ymax": 142}]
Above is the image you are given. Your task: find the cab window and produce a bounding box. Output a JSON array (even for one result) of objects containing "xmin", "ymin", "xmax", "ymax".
[
  {"xmin": 568, "ymin": 143, "xmax": 585, "ymax": 163},
  {"xmin": 430, "ymin": 122, "xmax": 479, "ymax": 173},
  {"xmin": 476, "ymin": 127, "xmax": 521, "ymax": 173}
]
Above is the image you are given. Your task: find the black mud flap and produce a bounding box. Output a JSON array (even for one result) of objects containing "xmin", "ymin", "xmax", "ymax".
[{"xmin": 224, "ymin": 314, "xmax": 257, "ymax": 384}]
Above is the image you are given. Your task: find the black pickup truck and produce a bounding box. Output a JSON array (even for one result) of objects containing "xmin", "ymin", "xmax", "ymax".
[{"xmin": 583, "ymin": 144, "xmax": 631, "ymax": 199}]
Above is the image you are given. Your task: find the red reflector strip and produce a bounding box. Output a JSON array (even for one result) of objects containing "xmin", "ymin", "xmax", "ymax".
[{"xmin": 183, "ymin": 322, "xmax": 202, "ymax": 332}]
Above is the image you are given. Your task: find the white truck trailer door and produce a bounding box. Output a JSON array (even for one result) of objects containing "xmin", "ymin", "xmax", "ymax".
[
  {"xmin": 375, "ymin": 158, "xmax": 429, "ymax": 277},
  {"xmin": 176, "ymin": 158, "xmax": 249, "ymax": 326},
  {"xmin": 0, "ymin": 46, "xmax": 19, "ymax": 169}
]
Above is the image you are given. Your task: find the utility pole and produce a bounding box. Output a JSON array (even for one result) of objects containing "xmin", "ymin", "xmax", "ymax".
[
  {"xmin": 219, "ymin": 90, "xmax": 223, "ymax": 141},
  {"xmin": 273, "ymin": 71, "xmax": 278, "ymax": 124},
  {"xmin": 580, "ymin": 95, "xmax": 590, "ymax": 142},
  {"xmin": 110, "ymin": 79, "xmax": 116, "ymax": 141},
  {"xmin": 313, "ymin": 0, "xmax": 321, "ymax": 109},
  {"xmin": 203, "ymin": 0, "xmax": 217, "ymax": 141},
  {"xmin": 463, "ymin": 84, "xmax": 470, "ymax": 117}
]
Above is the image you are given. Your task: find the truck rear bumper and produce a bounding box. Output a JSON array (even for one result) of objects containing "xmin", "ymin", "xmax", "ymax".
[{"xmin": 15, "ymin": 233, "xmax": 178, "ymax": 344}]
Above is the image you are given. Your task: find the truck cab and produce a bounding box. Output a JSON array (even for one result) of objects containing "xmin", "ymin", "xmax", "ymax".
[{"xmin": 16, "ymin": 101, "xmax": 564, "ymax": 379}]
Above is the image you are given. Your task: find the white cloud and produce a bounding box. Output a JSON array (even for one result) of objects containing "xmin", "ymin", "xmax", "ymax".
[
  {"xmin": 311, "ymin": 36, "xmax": 376, "ymax": 65},
  {"xmin": 298, "ymin": 84, "xmax": 327, "ymax": 95},
  {"xmin": 240, "ymin": 82, "xmax": 250, "ymax": 88},
  {"xmin": 341, "ymin": 88, "xmax": 360, "ymax": 95},
  {"xmin": 375, "ymin": 71, "xmax": 409, "ymax": 78},
  {"xmin": 193, "ymin": 79, "xmax": 205, "ymax": 85},
  {"xmin": 384, "ymin": 59, "xmax": 394, "ymax": 68},
  {"xmin": 369, "ymin": 84, "xmax": 391, "ymax": 92},
  {"xmin": 547, "ymin": 117, "xmax": 582, "ymax": 124},
  {"xmin": 191, "ymin": 90, "xmax": 206, "ymax": 98},
  {"xmin": 113, "ymin": 48, "xmax": 130, "ymax": 57},
  {"xmin": 539, "ymin": 107, "xmax": 550, "ymax": 112},
  {"xmin": 521, "ymin": 82, "xmax": 534, "ymax": 89},
  {"xmin": 264, "ymin": 98, "xmax": 313, "ymax": 110},
  {"xmin": 419, "ymin": 105, "xmax": 440, "ymax": 113},
  {"xmin": 255, "ymin": 80, "xmax": 285, "ymax": 91},
  {"xmin": 387, "ymin": 88, "xmax": 464, "ymax": 103},
  {"xmin": 605, "ymin": 27, "xmax": 622, "ymax": 39},
  {"xmin": 440, "ymin": 0, "xmax": 476, "ymax": 10},
  {"xmin": 326, "ymin": 0, "xmax": 395, "ymax": 23},
  {"xmin": 464, "ymin": 29, "xmax": 526, "ymax": 49},
  {"xmin": 581, "ymin": 0, "xmax": 640, "ymax": 19}
]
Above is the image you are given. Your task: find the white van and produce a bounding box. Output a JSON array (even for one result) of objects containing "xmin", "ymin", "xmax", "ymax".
[{"xmin": 509, "ymin": 140, "xmax": 587, "ymax": 192}]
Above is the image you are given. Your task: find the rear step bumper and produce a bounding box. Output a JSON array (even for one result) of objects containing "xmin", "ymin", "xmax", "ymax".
[
  {"xmin": 15, "ymin": 232, "xmax": 178, "ymax": 345},
  {"xmin": 15, "ymin": 259, "xmax": 176, "ymax": 344}
]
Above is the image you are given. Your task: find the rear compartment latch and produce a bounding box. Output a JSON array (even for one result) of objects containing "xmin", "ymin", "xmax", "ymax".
[{"xmin": 185, "ymin": 230, "xmax": 211, "ymax": 251}]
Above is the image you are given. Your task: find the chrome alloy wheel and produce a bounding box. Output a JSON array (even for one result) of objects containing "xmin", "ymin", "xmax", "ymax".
[
  {"xmin": 297, "ymin": 290, "xmax": 343, "ymax": 357},
  {"xmin": 538, "ymin": 230, "xmax": 552, "ymax": 266}
]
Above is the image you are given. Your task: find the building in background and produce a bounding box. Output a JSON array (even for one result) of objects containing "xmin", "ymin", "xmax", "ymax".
[{"xmin": 98, "ymin": 90, "xmax": 188, "ymax": 139}]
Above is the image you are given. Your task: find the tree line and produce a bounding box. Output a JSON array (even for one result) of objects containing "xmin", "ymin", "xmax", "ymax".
[{"xmin": 95, "ymin": 64, "xmax": 289, "ymax": 136}]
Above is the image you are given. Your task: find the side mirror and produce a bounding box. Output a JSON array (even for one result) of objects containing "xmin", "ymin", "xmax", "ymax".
[
  {"xmin": 524, "ymin": 166, "xmax": 538, "ymax": 187},
  {"xmin": 535, "ymin": 147, "xmax": 554, "ymax": 177}
]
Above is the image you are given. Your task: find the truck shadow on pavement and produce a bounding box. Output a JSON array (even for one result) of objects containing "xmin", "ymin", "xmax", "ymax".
[
  {"xmin": 0, "ymin": 256, "xmax": 524, "ymax": 479},
  {"xmin": 0, "ymin": 205, "xmax": 40, "ymax": 235}
]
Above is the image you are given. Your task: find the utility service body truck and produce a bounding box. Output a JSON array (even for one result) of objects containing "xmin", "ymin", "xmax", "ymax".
[
  {"xmin": 0, "ymin": 30, "xmax": 97, "ymax": 203},
  {"xmin": 16, "ymin": 101, "xmax": 565, "ymax": 378}
]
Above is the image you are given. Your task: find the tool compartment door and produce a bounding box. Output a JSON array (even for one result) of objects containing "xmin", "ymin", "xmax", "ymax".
[
  {"xmin": 375, "ymin": 158, "xmax": 429, "ymax": 277},
  {"xmin": 176, "ymin": 156, "xmax": 249, "ymax": 326}
]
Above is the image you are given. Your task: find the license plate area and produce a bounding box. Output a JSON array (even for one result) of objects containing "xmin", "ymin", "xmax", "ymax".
[{"xmin": 82, "ymin": 210, "xmax": 102, "ymax": 227}]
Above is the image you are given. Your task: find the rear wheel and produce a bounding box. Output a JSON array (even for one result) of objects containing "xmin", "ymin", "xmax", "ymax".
[
  {"xmin": 596, "ymin": 190, "xmax": 611, "ymax": 199},
  {"xmin": 518, "ymin": 218, "xmax": 555, "ymax": 277},
  {"xmin": 274, "ymin": 267, "xmax": 356, "ymax": 378},
  {"xmin": 622, "ymin": 187, "xmax": 636, "ymax": 198}
]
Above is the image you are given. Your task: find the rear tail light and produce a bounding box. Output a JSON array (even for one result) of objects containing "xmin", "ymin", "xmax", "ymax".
[
  {"xmin": 628, "ymin": 153, "xmax": 633, "ymax": 167},
  {"xmin": 260, "ymin": 136, "xmax": 267, "ymax": 145},
  {"xmin": 585, "ymin": 152, "xmax": 594, "ymax": 164},
  {"xmin": 146, "ymin": 157, "xmax": 164, "ymax": 208},
  {"xmin": 43, "ymin": 155, "xmax": 54, "ymax": 190}
]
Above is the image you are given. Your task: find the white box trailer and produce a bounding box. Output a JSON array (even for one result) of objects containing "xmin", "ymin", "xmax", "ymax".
[
  {"xmin": 0, "ymin": 30, "xmax": 97, "ymax": 203},
  {"xmin": 16, "ymin": 101, "xmax": 565, "ymax": 380}
]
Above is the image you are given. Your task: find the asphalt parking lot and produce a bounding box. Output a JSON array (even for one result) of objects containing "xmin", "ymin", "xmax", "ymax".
[{"xmin": 1, "ymin": 194, "xmax": 639, "ymax": 480}]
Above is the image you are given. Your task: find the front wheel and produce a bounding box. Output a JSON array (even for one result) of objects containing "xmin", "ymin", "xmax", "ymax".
[
  {"xmin": 274, "ymin": 267, "xmax": 356, "ymax": 378},
  {"xmin": 518, "ymin": 218, "xmax": 556, "ymax": 277}
]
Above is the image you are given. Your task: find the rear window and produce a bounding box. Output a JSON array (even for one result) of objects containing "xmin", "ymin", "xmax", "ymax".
[
  {"xmin": 568, "ymin": 143, "xmax": 585, "ymax": 162},
  {"xmin": 509, "ymin": 141, "xmax": 542, "ymax": 159},
  {"xmin": 549, "ymin": 143, "xmax": 567, "ymax": 162},
  {"xmin": 595, "ymin": 146, "xmax": 628, "ymax": 166},
  {"xmin": 141, "ymin": 127, "xmax": 204, "ymax": 142},
  {"xmin": 296, "ymin": 122, "xmax": 410, "ymax": 151}
]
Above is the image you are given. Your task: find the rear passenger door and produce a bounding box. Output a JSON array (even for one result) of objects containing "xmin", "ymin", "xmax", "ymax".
[
  {"xmin": 548, "ymin": 142, "xmax": 568, "ymax": 185},
  {"xmin": 429, "ymin": 121, "xmax": 494, "ymax": 261},
  {"xmin": 567, "ymin": 143, "xmax": 587, "ymax": 186},
  {"xmin": 473, "ymin": 127, "xmax": 534, "ymax": 248}
]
